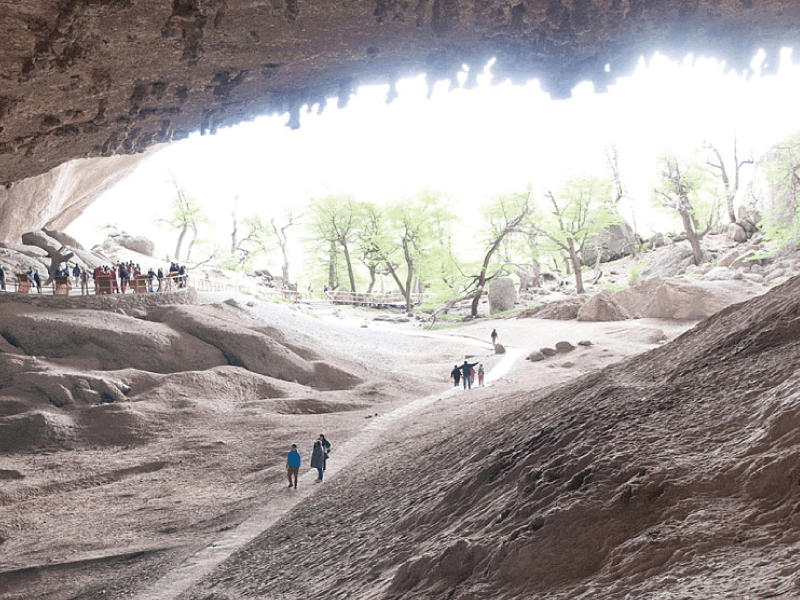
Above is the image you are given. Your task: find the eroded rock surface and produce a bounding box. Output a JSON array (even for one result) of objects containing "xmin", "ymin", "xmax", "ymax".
[{"xmin": 0, "ymin": 1, "xmax": 799, "ymax": 238}]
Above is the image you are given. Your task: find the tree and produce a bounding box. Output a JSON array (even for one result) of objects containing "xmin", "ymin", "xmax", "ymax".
[
  {"xmin": 466, "ymin": 190, "xmax": 534, "ymax": 316},
  {"xmin": 373, "ymin": 191, "xmax": 453, "ymax": 312},
  {"xmin": 652, "ymin": 152, "xmax": 718, "ymax": 265},
  {"xmin": 760, "ymin": 131, "xmax": 800, "ymax": 250},
  {"xmin": 159, "ymin": 173, "xmax": 208, "ymax": 262},
  {"xmin": 537, "ymin": 175, "xmax": 620, "ymax": 294},
  {"xmin": 230, "ymin": 214, "xmax": 276, "ymax": 270},
  {"xmin": 306, "ymin": 194, "xmax": 361, "ymax": 292},
  {"xmin": 271, "ymin": 211, "xmax": 301, "ymax": 284},
  {"xmin": 704, "ymin": 136, "xmax": 754, "ymax": 223},
  {"xmin": 354, "ymin": 201, "xmax": 386, "ymax": 294}
]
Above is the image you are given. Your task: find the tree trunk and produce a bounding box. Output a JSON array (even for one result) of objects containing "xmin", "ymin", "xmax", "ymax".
[
  {"xmin": 680, "ymin": 208, "xmax": 705, "ymax": 265},
  {"xmin": 403, "ymin": 238, "xmax": 414, "ymax": 312},
  {"xmin": 568, "ymin": 238, "xmax": 585, "ymax": 294},
  {"xmin": 280, "ymin": 242, "xmax": 290, "ymax": 284},
  {"xmin": 385, "ymin": 261, "xmax": 407, "ymax": 304},
  {"xmin": 366, "ymin": 265, "xmax": 376, "ymax": 294},
  {"xmin": 327, "ymin": 240, "xmax": 337, "ymax": 290},
  {"xmin": 174, "ymin": 225, "xmax": 188, "ymax": 262},
  {"xmin": 341, "ymin": 239, "xmax": 357, "ymax": 292},
  {"xmin": 185, "ymin": 223, "xmax": 198, "ymax": 262},
  {"xmin": 230, "ymin": 196, "xmax": 238, "ymax": 255},
  {"xmin": 726, "ymin": 194, "xmax": 736, "ymax": 224}
]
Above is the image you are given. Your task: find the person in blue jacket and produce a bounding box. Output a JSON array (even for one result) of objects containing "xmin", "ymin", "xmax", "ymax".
[{"xmin": 286, "ymin": 444, "xmax": 301, "ymax": 488}]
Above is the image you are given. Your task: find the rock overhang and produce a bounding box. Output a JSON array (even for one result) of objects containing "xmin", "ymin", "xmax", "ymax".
[{"xmin": 0, "ymin": 0, "xmax": 799, "ymax": 227}]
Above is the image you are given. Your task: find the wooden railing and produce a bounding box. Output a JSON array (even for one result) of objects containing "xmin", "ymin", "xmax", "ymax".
[{"xmin": 324, "ymin": 290, "xmax": 428, "ymax": 307}]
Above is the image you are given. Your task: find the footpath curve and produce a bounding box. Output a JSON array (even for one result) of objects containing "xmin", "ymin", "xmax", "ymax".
[{"xmin": 132, "ymin": 335, "xmax": 527, "ymax": 600}]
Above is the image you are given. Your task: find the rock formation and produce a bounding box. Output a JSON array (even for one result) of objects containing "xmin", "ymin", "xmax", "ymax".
[
  {"xmin": 488, "ymin": 277, "xmax": 516, "ymax": 314},
  {"xmin": 1, "ymin": 2, "xmax": 799, "ymax": 238}
]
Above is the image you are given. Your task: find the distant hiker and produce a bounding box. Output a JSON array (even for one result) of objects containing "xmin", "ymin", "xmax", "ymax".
[
  {"xmin": 311, "ymin": 440, "xmax": 326, "ymax": 482},
  {"xmin": 491, "ymin": 329, "xmax": 498, "ymax": 345},
  {"xmin": 319, "ymin": 434, "xmax": 331, "ymax": 464},
  {"xmin": 450, "ymin": 365, "xmax": 461, "ymax": 387},
  {"xmin": 0, "ymin": 264, "xmax": 5, "ymax": 291},
  {"xmin": 286, "ymin": 444, "xmax": 301, "ymax": 488},
  {"xmin": 478, "ymin": 364, "xmax": 485, "ymax": 387},
  {"xmin": 72, "ymin": 263, "xmax": 80, "ymax": 287},
  {"xmin": 33, "ymin": 269, "xmax": 42, "ymax": 293},
  {"xmin": 460, "ymin": 360, "xmax": 478, "ymax": 390},
  {"xmin": 79, "ymin": 269, "xmax": 89, "ymax": 295},
  {"xmin": 307, "ymin": 283, "xmax": 314, "ymax": 299}
]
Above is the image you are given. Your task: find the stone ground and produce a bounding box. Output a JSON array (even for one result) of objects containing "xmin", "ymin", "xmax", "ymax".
[{"xmin": 0, "ymin": 289, "xmax": 697, "ymax": 600}]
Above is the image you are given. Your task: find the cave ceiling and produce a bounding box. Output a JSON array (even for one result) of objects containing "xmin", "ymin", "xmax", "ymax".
[{"xmin": 1, "ymin": 0, "xmax": 799, "ymax": 190}]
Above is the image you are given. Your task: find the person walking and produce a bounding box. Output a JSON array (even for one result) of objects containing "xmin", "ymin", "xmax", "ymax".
[
  {"xmin": 450, "ymin": 364, "xmax": 461, "ymax": 387},
  {"xmin": 478, "ymin": 364, "xmax": 485, "ymax": 387},
  {"xmin": 311, "ymin": 440, "xmax": 326, "ymax": 482},
  {"xmin": 460, "ymin": 360, "xmax": 479, "ymax": 390},
  {"xmin": 286, "ymin": 444, "xmax": 301, "ymax": 488},
  {"xmin": 80, "ymin": 268, "xmax": 89, "ymax": 295},
  {"xmin": 319, "ymin": 434, "xmax": 331, "ymax": 473},
  {"xmin": 491, "ymin": 328, "xmax": 498, "ymax": 346},
  {"xmin": 0, "ymin": 264, "xmax": 5, "ymax": 291}
]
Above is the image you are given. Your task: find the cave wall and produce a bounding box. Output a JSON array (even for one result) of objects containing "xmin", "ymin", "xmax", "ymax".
[{"xmin": 1, "ymin": 0, "xmax": 799, "ymax": 240}]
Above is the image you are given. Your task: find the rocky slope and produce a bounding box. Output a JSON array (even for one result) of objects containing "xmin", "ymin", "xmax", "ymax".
[{"xmin": 180, "ymin": 277, "xmax": 800, "ymax": 599}]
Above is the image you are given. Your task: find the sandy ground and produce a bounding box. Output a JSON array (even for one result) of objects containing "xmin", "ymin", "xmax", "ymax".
[{"xmin": 0, "ymin": 293, "xmax": 697, "ymax": 600}]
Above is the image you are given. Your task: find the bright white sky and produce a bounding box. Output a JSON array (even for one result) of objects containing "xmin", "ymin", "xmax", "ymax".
[{"xmin": 68, "ymin": 48, "xmax": 800, "ymax": 268}]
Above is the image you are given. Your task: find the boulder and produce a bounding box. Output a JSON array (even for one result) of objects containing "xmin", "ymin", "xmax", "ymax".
[
  {"xmin": 613, "ymin": 277, "xmax": 759, "ymax": 320},
  {"xmin": 555, "ymin": 341, "xmax": 575, "ymax": 353},
  {"xmin": 540, "ymin": 347, "xmax": 557, "ymax": 357},
  {"xmin": 577, "ymin": 290, "xmax": 630, "ymax": 322},
  {"xmin": 21, "ymin": 230, "xmax": 64, "ymax": 256},
  {"xmin": 701, "ymin": 266, "xmax": 739, "ymax": 281},
  {"xmin": 494, "ymin": 344, "xmax": 506, "ymax": 355},
  {"xmin": 488, "ymin": 278, "xmax": 516, "ymax": 314},
  {"xmin": 527, "ymin": 350, "xmax": 545, "ymax": 362},
  {"xmin": 517, "ymin": 297, "xmax": 587, "ymax": 320},
  {"xmin": 43, "ymin": 229, "xmax": 85, "ymax": 251},
  {"xmin": 146, "ymin": 304, "xmax": 362, "ymax": 391},
  {"xmin": 111, "ymin": 234, "xmax": 156, "ymax": 257},
  {"xmin": 0, "ymin": 306, "xmax": 227, "ymax": 373},
  {"xmin": 728, "ymin": 223, "xmax": 748, "ymax": 243},
  {"xmin": 581, "ymin": 222, "xmax": 637, "ymax": 266},
  {"xmin": 640, "ymin": 242, "xmax": 696, "ymax": 280}
]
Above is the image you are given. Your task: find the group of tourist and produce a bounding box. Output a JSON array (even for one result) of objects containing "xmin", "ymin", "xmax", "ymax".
[
  {"xmin": 0, "ymin": 260, "xmax": 189, "ymax": 295},
  {"xmin": 285, "ymin": 434, "xmax": 332, "ymax": 488},
  {"xmin": 449, "ymin": 329, "xmax": 499, "ymax": 389},
  {"xmin": 451, "ymin": 360, "xmax": 485, "ymax": 389}
]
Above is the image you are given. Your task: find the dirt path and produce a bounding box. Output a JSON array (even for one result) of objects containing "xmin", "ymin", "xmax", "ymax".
[{"xmin": 131, "ymin": 336, "xmax": 525, "ymax": 600}]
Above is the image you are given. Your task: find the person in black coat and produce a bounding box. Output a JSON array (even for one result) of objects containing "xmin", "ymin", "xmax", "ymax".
[
  {"xmin": 311, "ymin": 440, "xmax": 326, "ymax": 482},
  {"xmin": 450, "ymin": 365, "xmax": 461, "ymax": 387},
  {"xmin": 460, "ymin": 360, "xmax": 478, "ymax": 389}
]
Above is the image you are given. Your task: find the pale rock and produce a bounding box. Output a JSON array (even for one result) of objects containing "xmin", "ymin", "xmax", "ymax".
[
  {"xmin": 577, "ymin": 290, "xmax": 630, "ymax": 322},
  {"xmin": 728, "ymin": 223, "xmax": 748, "ymax": 243},
  {"xmin": 488, "ymin": 278, "xmax": 516, "ymax": 314}
]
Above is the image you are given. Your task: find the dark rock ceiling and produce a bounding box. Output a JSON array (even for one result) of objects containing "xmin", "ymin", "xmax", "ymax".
[{"xmin": 1, "ymin": 0, "xmax": 799, "ymax": 189}]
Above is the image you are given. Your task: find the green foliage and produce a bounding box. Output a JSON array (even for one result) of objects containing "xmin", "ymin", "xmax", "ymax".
[
  {"xmin": 232, "ymin": 214, "xmax": 277, "ymax": 270},
  {"xmin": 650, "ymin": 150, "xmax": 722, "ymax": 228},
  {"xmin": 538, "ymin": 175, "xmax": 620, "ymax": 253},
  {"xmin": 628, "ymin": 264, "xmax": 642, "ymax": 286},
  {"xmin": 761, "ymin": 131, "xmax": 800, "ymax": 251}
]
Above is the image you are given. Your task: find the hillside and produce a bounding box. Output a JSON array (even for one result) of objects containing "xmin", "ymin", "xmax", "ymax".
[
  {"xmin": 2, "ymin": 272, "xmax": 800, "ymax": 599},
  {"xmin": 181, "ymin": 278, "xmax": 800, "ymax": 599}
]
